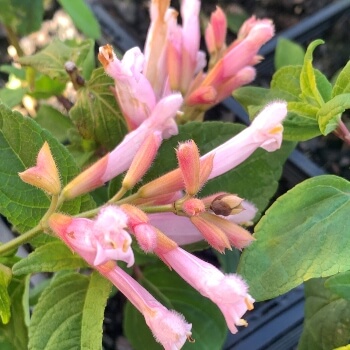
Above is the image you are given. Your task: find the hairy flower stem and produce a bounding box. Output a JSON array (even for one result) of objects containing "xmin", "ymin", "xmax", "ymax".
[{"xmin": 0, "ymin": 195, "xmax": 59, "ymax": 256}]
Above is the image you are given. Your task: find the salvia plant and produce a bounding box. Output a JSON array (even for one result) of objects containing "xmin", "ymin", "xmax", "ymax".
[{"xmin": 0, "ymin": 0, "xmax": 350, "ymax": 349}]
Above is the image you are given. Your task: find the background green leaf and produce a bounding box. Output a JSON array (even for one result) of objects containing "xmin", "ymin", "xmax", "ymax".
[
  {"xmin": 332, "ymin": 60, "xmax": 350, "ymax": 97},
  {"xmin": 324, "ymin": 271, "xmax": 350, "ymax": 300},
  {"xmin": 29, "ymin": 271, "xmax": 111, "ymax": 350},
  {"xmin": 274, "ymin": 38, "xmax": 305, "ymax": 70},
  {"xmin": 298, "ymin": 278, "xmax": 350, "ymax": 350},
  {"xmin": 0, "ymin": 0, "xmax": 43, "ymax": 35},
  {"xmin": 143, "ymin": 122, "xmax": 294, "ymax": 216},
  {"xmin": 0, "ymin": 275, "xmax": 29, "ymax": 349},
  {"xmin": 238, "ymin": 175, "xmax": 350, "ymax": 301},
  {"xmin": 18, "ymin": 39, "xmax": 94, "ymax": 82},
  {"xmin": 69, "ymin": 67, "xmax": 127, "ymax": 150},
  {"xmin": 0, "ymin": 103, "xmax": 95, "ymax": 234},
  {"xmin": 124, "ymin": 263, "xmax": 227, "ymax": 350},
  {"xmin": 57, "ymin": 0, "xmax": 101, "ymax": 39}
]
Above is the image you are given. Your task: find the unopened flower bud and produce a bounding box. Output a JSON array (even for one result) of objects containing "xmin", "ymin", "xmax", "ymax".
[
  {"xmin": 182, "ymin": 198, "xmax": 205, "ymax": 216},
  {"xmin": 176, "ymin": 140, "xmax": 200, "ymax": 196},
  {"xmin": 122, "ymin": 132, "xmax": 161, "ymax": 190},
  {"xmin": 210, "ymin": 194, "xmax": 244, "ymax": 216},
  {"xmin": 19, "ymin": 142, "xmax": 61, "ymax": 195}
]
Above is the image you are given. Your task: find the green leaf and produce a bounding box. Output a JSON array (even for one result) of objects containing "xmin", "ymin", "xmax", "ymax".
[
  {"xmin": 215, "ymin": 249, "xmax": 240, "ymax": 273},
  {"xmin": 35, "ymin": 105, "xmax": 73, "ymax": 143},
  {"xmin": 57, "ymin": 0, "xmax": 101, "ymax": 39},
  {"xmin": 0, "ymin": 65, "xmax": 26, "ymax": 80},
  {"xmin": 29, "ymin": 75, "xmax": 66, "ymax": 99},
  {"xmin": 238, "ymin": 175, "xmax": 350, "ymax": 301},
  {"xmin": 124, "ymin": 263, "xmax": 227, "ymax": 350},
  {"xmin": 271, "ymin": 65, "xmax": 303, "ymax": 100},
  {"xmin": 325, "ymin": 271, "xmax": 350, "ymax": 300},
  {"xmin": 0, "ymin": 0, "xmax": 43, "ymax": 35},
  {"xmin": 332, "ymin": 61, "xmax": 350, "ymax": 96},
  {"xmin": 274, "ymin": 38, "xmax": 305, "ymax": 70},
  {"xmin": 0, "ymin": 103, "xmax": 94, "ymax": 233},
  {"xmin": 18, "ymin": 39, "xmax": 94, "ymax": 82},
  {"xmin": 0, "ymin": 87, "xmax": 27, "ymax": 108},
  {"xmin": 0, "ymin": 264, "xmax": 12, "ymax": 324},
  {"xmin": 143, "ymin": 122, "xmax": 294, "ymax": 216},
  {"xmin": 298, "ymin": 278, "xmax": 350, "ymax": 350},
  {"xmin": 29, "ymin": 271, "xmax": 111, "ymax": 350},
  {"xmin": 0, "ymin": 275, "xmax": 29, "ymax": 349},
  {"xmin": 69, "ymin": 67, "xmax": 127, "ymax": 150},
  {"xmin": 317, "ymin": 93, "xmax": 350, "ymax": 135},
  {"xmin": 300, "ymin": 39, "xmax": 327, "ymax": 106},
  {"xmin": 12, "ymin": 241, "xmax": 87, "ymax": 275}
]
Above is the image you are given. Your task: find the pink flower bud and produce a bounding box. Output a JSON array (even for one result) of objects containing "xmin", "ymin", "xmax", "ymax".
[
  {"xmin": 176, "ymin": 140, "xmax": 200, "ymax": 195},
  {"xmin": 18, "ymin": 141, "xmax": 61, "ymax": 195},
  {"xmin": 182, "ymin": 198, "xmax": 205, "ymax": 216},
  {"xmin": 205, "ymin": 6, "xmax": 227, "ymax": 54},
  {"xmin": 122, "ymin": 132, "xmax": 162, "ymax": 190}
]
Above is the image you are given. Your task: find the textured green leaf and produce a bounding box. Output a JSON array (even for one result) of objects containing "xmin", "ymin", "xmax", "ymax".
[
  {"xmin": 81, "ymin": 271, "xmax": 111, "ymax": 350},
  {"xmin": 143, "ymin": 122, "xmax": 294, "ymax": 216},
  {"xmin": 332, "ymin": 60, "xmax": 350, "ymax": 97},
  {"xmin": 0, "ymin": 103, "xmax": 94, "ymax": 233},
  {"xmin": 57, "ymin": 0, "xmax": 101, "ymax": 39},
  {"xmin": 29, "ymin": 271, "xmax": 110, "ymax": 350},
  {"xmin": 317, "ymin": 93, "xmax": 350, "ymax": 135},
  {"xmin": 0, "ymin": 264, "xmax": 12, "ymax": 324},
  {"xmin": 0, "ymin": 275, "xmax": 29, "ymax": 349},
  {"xmin": 0, "ymin": 0, "xmax": 43, "ymax": 35},
  {"xmin": 18, "ymin": 39, "xmax": 94, "ymax": 82},
  {"xmin": 300, "ymin": 39, "xmax": 327, "ymax": 106},
  {"xmin": 325, "ymin": 271, "xmax": 350, "ymax": 300},
  {"xmin": 12, "ymin": 241, "xmax": 87, "ymax": 275},
  {"xmin": 124, "ymin": 263, "xmax": 227, "ymax": 350},
  {"xmin": 69, "ymin": 67, "xmax": 126, "ymax": 150},
  {"xmin": 238, "ymin": 175, "xmax": 350, "ymax": 301},
  {"xmin": 271, "ymin": 65, "xmax": 303, "ymax": 100},
  {"xmin": 35, "ymin": 105, "xmax": 73, "ymax": 143},
  {"xmin": 274, "ymin": 38, "xmax": 305, "ymax": 70},
  {"xmin": 215, "ymin": 249, "xmax": 240, "ymax": 273},
  {"xmin": 298, "ymin": 278, "xmax": 350, "ymax": 350}
]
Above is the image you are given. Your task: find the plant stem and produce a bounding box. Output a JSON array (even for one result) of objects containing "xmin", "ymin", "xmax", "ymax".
[
  {"xmin": 0, "ymin": 195, "xmax": 59, "ymax": 256},
  {"xmin": 0, "ymin": 225, "xmax": 41, "ymax": 256},
  {"xmin": 4, "ymin": 25, "xmax": 24, "ymax": 56}
]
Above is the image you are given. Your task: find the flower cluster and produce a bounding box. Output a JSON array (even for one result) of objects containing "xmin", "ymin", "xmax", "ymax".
[{"xmin": 17, "ymin": 0, "xmax": 288, "ymax": 348}]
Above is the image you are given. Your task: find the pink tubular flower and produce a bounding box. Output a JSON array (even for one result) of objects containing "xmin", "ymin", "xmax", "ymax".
[
  {"xmin": 205, "ymin": 6, "xmax": 227, "ymax": 56},
  {"xmin": 158, "ymin": 247, "xmax": 254, "ymax": 334},
  {"xmin": 62, "ymin": 93, "xmax": 183, "ymax": 199},
  {"xmin": 98, "ymin": 264, "xmax": 192, "ymax": 350},
  {"xmin": 49, "ymin": 206, "xmax": 134, "ymax": 267},
  {"xmin": 204, "ymin": 101, "xmax": 287, "ymax": 180}
]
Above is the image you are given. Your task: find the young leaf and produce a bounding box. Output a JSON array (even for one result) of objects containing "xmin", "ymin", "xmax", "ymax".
[
  {"xmin": 18, "ymin": 39, "xmax": 94, "ymax": 82},
  {"xmin": 332, "ymin": 60, "xmax": 350, "ymax": 96},
  {"xmin": 29, "ymin": 75, "xmax": 66, "ymax": 99},
  {"xmin": 298, "ymin": 278, "xmax": 350, "ymax": 350},
  {"xmin": 57, "ymin": 0, "xmax": 101, "ymax": 39},
  {"xmin": 0, "ymin": 264, "xmax": 12, "ymax": 324},
  {"xmin": 69, "ymin": 67, "xmax": 127, "ymax": 150},
  {"xmin": 124, "ymin": 263, "xmax": 227, "ymax": 350},
  {"xmin": 0, "ymin": 0, "xmax": 43, "ymax": 35},
  {"xmin": 29, "ymin": 271, "xmax": 111, "ymax": 350},
  {"xmin": 0, "ymin": 275, "xmax": 29, "ymax": 349},
  {"xmin": 0, "ymin": 103, "xmax": 94, "ymax": 233},
  {"xmin": 324, "ymin": 271, "xmax": 350, "ymax": 300},
  {"xmin": 12, "ymin": 241, "xmax": 87, "ymax": 275},
  {"xmin": 300, "ymin": 39, "xmax": 327, "ymax": 107},
  {"xmin": 274, "ymin": 38, "xmax": 305, "ymax": 70},
  {"xmin": 317, "ymin": 93, "xmax": 350, "ymax": 135},
  {"xmin": 0, "ymin": 87, "xmax": 27, "ymax": 108},
  {"xmin": 142, "ymin": 122, "xmax": 294, "ymax": 216},
  {"xmin": 238, "ymin": 175, "xmax": 350, "ymax": 301}
]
